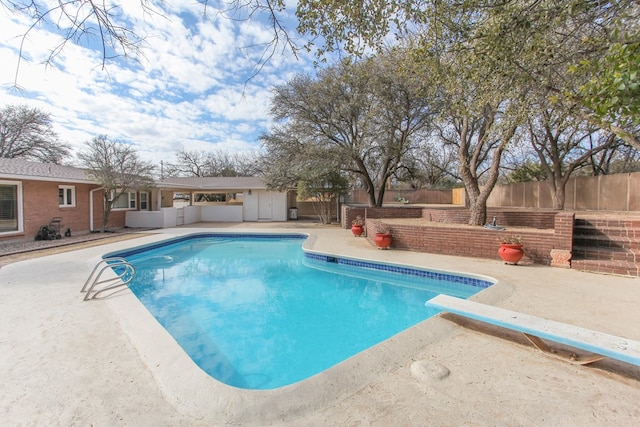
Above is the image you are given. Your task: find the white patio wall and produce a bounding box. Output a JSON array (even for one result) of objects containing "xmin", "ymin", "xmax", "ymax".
[
  {"xmin": 201, "ymin": 206, "xmax": 243, "ymax": 222},
  {"xmin": 183, "ymin": 205, "xmax": 201, "ymax": 225},
  {"xmin": 126, "ymin": 190, "xmax": 288, "ymax": 227}
]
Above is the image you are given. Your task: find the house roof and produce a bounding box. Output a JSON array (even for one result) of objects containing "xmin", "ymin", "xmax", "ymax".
[
  {"xmin": 156, "ymin": 176, "xmax": 267, "ymax": 191},
  {"xmin": 0, "ymin": 158, "xmax": 270, "ymax": 191},
  {"xmin": 0, "ymin": 158, "xmax": 95, "ymax": 184}
]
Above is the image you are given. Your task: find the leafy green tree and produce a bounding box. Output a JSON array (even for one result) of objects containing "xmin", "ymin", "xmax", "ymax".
[
  {"xmin": 260, "ymin": 129, "xmax": 348, "ymax": 223},
  {"xmin": 297, "ymin": 0, "xmax": 639, "ymax": 143},
  {"xmin": 0, "ymin": 105, "xmax": 70, "ymax": 163},
  {"xmin": 297, "ymin": 171, "xmax": 349, "ymax": 224},
  {"xmin": 78, "ymin": 135, "xmax": 155, "ymax": 232},
  {"xmin": 505, "ymin": 161, "xmax": 548, "ymax": 184},
  {"xmin": 460, "ymin": 1, "xmax": 640, "ymax": 151},
  {"xmin": 572, "ymin": 41, "xmax": 640, "ymax": 128}
]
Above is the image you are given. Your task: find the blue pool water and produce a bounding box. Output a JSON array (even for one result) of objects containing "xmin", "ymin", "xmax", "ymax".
[{"xmin": 109, "ymin": 233, "xmax": 492, "ymax": 390}]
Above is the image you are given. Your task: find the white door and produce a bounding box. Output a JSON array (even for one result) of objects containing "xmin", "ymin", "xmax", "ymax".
[{"xmin": 258, "ymin": 191, "xmax": 273, "ymax": 221}]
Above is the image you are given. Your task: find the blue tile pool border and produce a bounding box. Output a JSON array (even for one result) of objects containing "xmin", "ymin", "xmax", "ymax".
[
  {"xmin": 105, "ymin": 232, "xmax": 493, "ymax": 290},
  {"xmin": 304, "ymin": 252, "xmax": 493, "ymax": 289}
]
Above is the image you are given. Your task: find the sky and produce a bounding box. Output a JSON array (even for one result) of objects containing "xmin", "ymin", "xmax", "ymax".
[{"xmin": 0, "ymin": 0, "xmax": 316, "ymax": 169}]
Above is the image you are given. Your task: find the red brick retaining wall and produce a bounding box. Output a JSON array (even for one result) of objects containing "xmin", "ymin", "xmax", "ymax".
[{"xmin": 343, "ymin": 205, "xmax": 572, "ymax": 266}]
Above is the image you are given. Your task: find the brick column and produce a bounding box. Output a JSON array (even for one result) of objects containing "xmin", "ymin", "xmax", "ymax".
[{"xmin": 551, "ymin": 211, "xmax": 574, "ymax": 268}]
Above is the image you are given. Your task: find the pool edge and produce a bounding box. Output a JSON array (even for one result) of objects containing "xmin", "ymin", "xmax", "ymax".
[{"xmin": 104, "ymin": 230, "xmax": 513, "ymax": 424}]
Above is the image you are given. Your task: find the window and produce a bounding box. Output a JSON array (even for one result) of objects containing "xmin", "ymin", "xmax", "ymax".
[
  {"xmin": 140, "ymin": 192, "xmax": 149, "ymax": 210},
  {"xmin": 112, "ymin": 191, "xmax": 137, "ymax": 210},
  {"xmin": 58, "ymin": 185, "xmax": 76, "ymax": 207},
  {"xmin": 0, "ymin": 181, "xmax": 22, "ymax": 234},
  {"xmin": 194, "ymin": 193, "xmax": 226, "ymax": 203}
]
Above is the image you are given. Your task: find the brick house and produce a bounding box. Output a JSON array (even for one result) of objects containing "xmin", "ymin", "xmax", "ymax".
[
  {"xmin": 0, "ymin": 158, "xmax": 293, "ymax": 241},
  {"xmin": 0, "ymin": 158, "xmax": 136, "ymax": 241}
]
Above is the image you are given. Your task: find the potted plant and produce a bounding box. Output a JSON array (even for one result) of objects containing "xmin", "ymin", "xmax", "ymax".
[
  {"xmin": 351, "ymin": 215, "xmax": 365, "ymax": 237},
  {"xmin": 498, "ymin": 235, "xmax": 524, "ymax": 264},
  {"xmin": 374, "ymin": 222, "xmax": 392, "ymax": 249}
]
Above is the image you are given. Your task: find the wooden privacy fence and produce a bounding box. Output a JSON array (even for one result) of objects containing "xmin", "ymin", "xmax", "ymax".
[
  {"xmin": 344, "ymin": 172, "xmax": 640, "ymax": 212},
  {"xmin": 486, "ymin": 172, "xmax": 640, "ymax": 211}
]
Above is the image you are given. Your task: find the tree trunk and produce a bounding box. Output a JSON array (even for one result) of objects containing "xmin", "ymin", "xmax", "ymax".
[
  {"xmin": 102, "ymin": 195, "xmax": 111, "ymax": 233},
  {"xmin": 468, "ymin": 197, "xmax": 488, "ymax": 226},
  {"xmin": 550, "ymin": 173, "xmax": 573, "ymax": 210},
  {"xmin": 354, "ymin": 158, "xmax": 379, "ymax": 207},
  {"xmin": 312, "ymin": 199, "xmax": 332, "ymax": 224},
  {"xmin": 375, "ymin": 185, "xmax": 386, "ymax": 208},
  {"xmin": 552, "ymin": 184, "xmax": 566, "ymax": 210},
  {"xmin": 458, "ymin": 114, "xmax": 515, "ymax": 226},
  {"xmin": 366, "ymin": 186, "xmax": 377, "ymax": 207}
]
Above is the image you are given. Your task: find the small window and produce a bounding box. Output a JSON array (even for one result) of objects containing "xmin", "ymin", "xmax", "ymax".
[
  {"xmin": 58, "ymin": 186, "xmax": 76, "ymax": 207},
  {"xmin": 112, "ymin": 191, "xmax": 136, "ymax": 210},
  {"xmin": 140, "ymin": 192, "xmax": 149, "ymax": 210}
]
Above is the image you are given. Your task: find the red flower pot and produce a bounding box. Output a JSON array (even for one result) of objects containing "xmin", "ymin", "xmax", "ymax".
[
  {"xmin": 498, "ymin": 243, "xmax": 524, "ymax": 265},
  {"xmin": 351, "ymin": 224, "xmax": 364, "ymax": 237},
  {"xmin": 374, "ymin": 233, "xmax": 392, "ymax": 249}
]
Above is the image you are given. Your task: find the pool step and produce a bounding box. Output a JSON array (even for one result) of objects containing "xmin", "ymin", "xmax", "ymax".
[{"xmin": 572, "ymin": 215, "xmax": 640, "ymax": 277}]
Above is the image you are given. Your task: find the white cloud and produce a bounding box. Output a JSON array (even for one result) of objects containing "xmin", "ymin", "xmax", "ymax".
[{"xmin": 0, "ymin": 1, "xmax": 317, "ymax": 167}]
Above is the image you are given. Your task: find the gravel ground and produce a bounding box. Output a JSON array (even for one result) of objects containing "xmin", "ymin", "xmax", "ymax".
[{"xmin": 0, "ymin": 228, "xmax": 152, "ymax": 265}]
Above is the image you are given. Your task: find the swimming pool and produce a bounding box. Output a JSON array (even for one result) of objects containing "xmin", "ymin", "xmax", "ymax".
[{"xmin": 108, "ymin": 233, "xmax": 493, "ymax": 390}]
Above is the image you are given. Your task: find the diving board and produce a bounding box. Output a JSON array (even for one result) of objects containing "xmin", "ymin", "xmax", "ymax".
[{"xmin": 425, "ymin": 294, "xmax": 640, "ymax": 367}]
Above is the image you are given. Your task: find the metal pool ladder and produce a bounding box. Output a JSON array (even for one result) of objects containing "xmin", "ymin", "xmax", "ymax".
[{"xmin": 81, "ymin": 257, "xmax": 136, "ymax": 301}]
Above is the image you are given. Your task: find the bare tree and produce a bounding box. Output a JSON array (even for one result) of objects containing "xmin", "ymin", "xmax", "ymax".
[
  {"xmin": 2, "ymin": 0, "xmax": 300, "ymax": 85},
  {"xmin": 401, "ymin": 138, "xmax": 459, "ymax": 189},
  {"xmin": 528, "ymin": 109, "xmax": 619, "ymax": 209},
  {"xmin": 0, "ymin": 105, "xmax": 70, "ymax": 163},
  {"xmin": 263, "ymin": 54, "xmax": 433, "ymax": 207},
  {"xmin": 77, "ymin": 135, "xmax": 155, "ymax": 232},
  {"xmin": 165, "ymin": 148, "xmax": 260, "ymax": 177},
  {"xmin": 424, "ymin": 46, "xmax": 522, "ymax": 226}
]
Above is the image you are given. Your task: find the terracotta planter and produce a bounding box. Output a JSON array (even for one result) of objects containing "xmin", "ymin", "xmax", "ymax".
[
  {"xmin": 351, "ymin": 224, "xmax": 364, "ymax": 237},
  {"xmin": 498, "ymin": 243, "xmax": 524, "ymax": 265},
  {"xmin": 374, "ymin": 233, "xmax": 392, "ymax": 249}
]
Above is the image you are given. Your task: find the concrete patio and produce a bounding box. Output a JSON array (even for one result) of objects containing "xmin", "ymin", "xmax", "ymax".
[{"xmin": 1, "ymin": 222, "xmax": 639, "ymax": 426}]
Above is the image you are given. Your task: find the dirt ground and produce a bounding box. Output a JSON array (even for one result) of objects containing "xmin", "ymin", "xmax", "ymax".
[{"xmin": 0, "ymin": 232, "xmax": 148, "ymax": 267}]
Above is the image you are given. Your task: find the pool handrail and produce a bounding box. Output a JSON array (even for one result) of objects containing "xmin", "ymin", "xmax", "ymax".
[{"xmin": 81, "ymin": 257, "xmax": 136, "ymax": 301}]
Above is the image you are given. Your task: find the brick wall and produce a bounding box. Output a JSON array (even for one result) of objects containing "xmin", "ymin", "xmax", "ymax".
[
  {"xmin": 366, "ymin": 218, "xmax": 555, "ymax": 264},
  {"xmin": 348, "ymin": 188, "xmax": 452, "ymax": 204},
  {"xmin": 22, "ymin": 181, "xmax": 102, "ymax": 239},
  {"xmin": 344, "ymin": 205, "xmax": 559, "ymax": 230},
  {"xmin": 420, "ymin": 207, "xmax": 558, "ymax": 229},
  {"xmin": 342, "ymin": 206, "xmax": 423, "ymax": 228},
  {"xmin": 1, "ymin": 180, "xmax": 126, "ymax": 241},
  {"xmin": 552, "ymin": 211, "xmax": 575, "ymax": 251},
  {"xmin": 90, "ymin": 190, "xmax": 126, "ymax": 231},
  {"xmin": 344, "ymin": 205, "xmax": 570, "ymax": 265},
  {"xmin": 343, "ymin": 206, "xmax": 366, "ymax": 229},
  {"xmin": 365, "ymin": 207, "xmax": 424, "ymax": 220}
]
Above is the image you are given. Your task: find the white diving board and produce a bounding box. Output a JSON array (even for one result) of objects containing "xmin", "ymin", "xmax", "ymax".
[{"xmin": 425, "ymin": 294, "xmax": 640, "ymax": 367}]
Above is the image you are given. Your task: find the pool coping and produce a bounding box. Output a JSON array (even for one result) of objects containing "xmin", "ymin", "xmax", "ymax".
[{"xmin": 102, "ymin": 230, "xmax": 513, "ymax": 424}]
